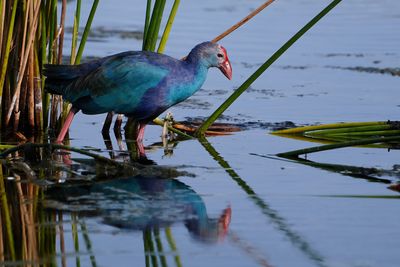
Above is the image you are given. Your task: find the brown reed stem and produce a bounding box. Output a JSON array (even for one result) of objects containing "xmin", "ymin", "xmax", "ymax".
[
  {"xmin": 15, "ymin": 175, "xmax": 39, "ymax": 262},
  {"xmin": 28, "ymin": 47, "xmax": 35, "ymax": 130},
  {"xmin": 34, "ymin": 52, "xmax": 42, "ymax": 130},
  {"xmin": 57, "ymin": 0, "xmax": 67, "ymax": 64},
  {"xmin": 20, "ymin": 0, "xmax": 32, "ymax": 72}
]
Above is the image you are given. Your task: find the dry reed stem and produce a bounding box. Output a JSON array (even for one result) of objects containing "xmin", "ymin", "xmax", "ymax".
[
  {"xmin": 15, "ymin": 175, "xmax": 29, "ymax": 261},
  {"xmin": 33, "ymin": 59, "xmax": 42, "ymax": 130},
  {"xmin": 20, "ymin": 205, "xmax": 28, "ymax": 264},
  {"xmin": 228, "ymin": 231, "xmax": 273, "ymax": 267},
  {"xmin": 57, "ymin": 0, "xmax": 67, "ymax": 64},
  {"xmin": 11, "ymin": 0, "xmax": 29, "ymax": 130},
  {"xmin": 20, "ymin": 0, "xmax": 32, "ymax": 75},
  {"xmin": 211, "ymin": 0, "xmax": 275, "ymax": 43},
  {"xmin": 28, "ymin": 47, "xmax": 35, "ymax": 129}
]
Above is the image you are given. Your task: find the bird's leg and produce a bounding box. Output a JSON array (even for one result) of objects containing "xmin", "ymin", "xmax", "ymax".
[
  {"xmin": 102, "ymin": 130, "xmax": 115, "ymax": 159},
  {"xmin": 217, "ymin": 206, "xmax": 232, "ymax": 241},
  {"xmin": 135, "ymin": 123, "xmax": 147, "ymax": 157},
  {"xmin": 102, "ymin": 112, "xmax": 114, "ymax": 135},
  {"xmin": 56, "ymin": 106, "xmax": 79, "ymax": 143},
  {"xmin": 136, "ymin": 122, "xmax": 146, "ymax": 143},
  {"xmin": 113, "ymin": 126, "xmax": 128, "ymax": 161},
  {"xmin": 113, "ymin": 114, "xmax": 123, "ymax": 135},
  {"xmin": 124, "ymin": 118, "xmax": 148, "ymax": 159}
]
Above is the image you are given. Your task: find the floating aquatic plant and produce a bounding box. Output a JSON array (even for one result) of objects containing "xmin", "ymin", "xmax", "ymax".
[{"xmin": 272, "ymin": 121, "xmax": 400, "ymax": 157}]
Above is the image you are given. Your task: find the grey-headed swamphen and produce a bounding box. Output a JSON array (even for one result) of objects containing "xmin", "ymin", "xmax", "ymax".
[{"xmin": 44, "ymin": 42, "xmax": 232, "ymax": 144}]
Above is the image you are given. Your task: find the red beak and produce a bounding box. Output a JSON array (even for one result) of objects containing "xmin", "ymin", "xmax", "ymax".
[{"xmin": 219, "ymin": 59, "xmax": 232, "ymax": 80}]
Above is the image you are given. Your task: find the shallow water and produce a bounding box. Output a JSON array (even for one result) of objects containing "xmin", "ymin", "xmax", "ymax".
[{"xmin": 1, "ymin": 0, "xmax": 400, "ymax": 266}]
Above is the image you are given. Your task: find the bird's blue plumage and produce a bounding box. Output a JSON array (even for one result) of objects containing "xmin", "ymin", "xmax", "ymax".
[{"xmin": 43, "ymin": 42, "xmax": 230, "ymax": 124}]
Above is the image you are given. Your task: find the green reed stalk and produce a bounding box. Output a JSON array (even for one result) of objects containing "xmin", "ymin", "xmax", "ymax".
[
  {"xmin": 47, "ymin": 0, "xmax": 57, "ymax": 63},
  {"xmin": 71, "ymin": 214, "xmax": 81, "ymax": 267},
  {"xmin": 0, "ymin": 1, "xmax": 4, "ymax": 51},
  {"xmin": 199, "ymin": 137, "xmax": 327, "ymax": 266},
  {"xmin": 143, "ymin": 0, "xmax": 166, "ymax": 52},
  {"xmin": 153, "ymin": 228, "xmax": 167, "ymax": 267},
  {"xmin": 75, "ymin": 0, "xmax": 99, "ymax": 64},
  {"xmin": 58, "ymin": 213, "xmax": 67, "ymax": 267},
  {"xmin": 80, "ymin": 222, "xmax": 98, "ymax": 267},
  {"xmin": 70, "ymin": 0, "xmax": 81, "ymax": 64},
  {"xmin": 41, "ymin": 8, "xmax": 51, "ymax": 129},
  {"xmin": 195, "ymin": 0, "xmax": 342, "ymax": 136},
  {"xmin": 0, "ymin": 144, "xmax": 14, "ymax": 150},
  {"xmin": 157, "ymin": 0, "xmax": 180, "ymax": 53},
  {"xmin": 0, "ymin": 0, "xmax": 19, "ymax": 109},
  {"xmin": 165, "ymin": 227, "xmax": 183, "ymax": 267},
  {"xmin": 142, "ymin": 0, "xmax": 152, "ymax": 49},
  {"xmin": 277, "ymin": 135, "xmax": 400, "ymax": 158},
  {"xmin": 147, "ymin": 230, "xmax": 158, "ymax": 267},
  {"xmin": 143, "ymin": 230, "xmax": 151, "ymax": 267}
]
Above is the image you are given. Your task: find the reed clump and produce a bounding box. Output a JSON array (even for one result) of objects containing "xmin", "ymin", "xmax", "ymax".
[{"xmin": 0, "ymin": 0, "xmax": 97, "ymax": 138}]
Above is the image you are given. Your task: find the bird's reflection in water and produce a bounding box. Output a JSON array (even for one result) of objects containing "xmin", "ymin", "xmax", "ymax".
[{"xmin": 45, "ymin": 176, "xmax": 231, "ymax": 243}]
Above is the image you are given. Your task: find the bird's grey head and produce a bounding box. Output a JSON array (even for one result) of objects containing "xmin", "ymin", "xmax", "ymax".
[{"xmin": 187, "ymin": 42, "xmax": 232, "ymax": 80}]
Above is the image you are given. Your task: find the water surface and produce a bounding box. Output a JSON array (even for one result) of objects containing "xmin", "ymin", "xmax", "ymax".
[{"xmin": 1, "ymin": 1, "xmax": 399, "ymax": 266}]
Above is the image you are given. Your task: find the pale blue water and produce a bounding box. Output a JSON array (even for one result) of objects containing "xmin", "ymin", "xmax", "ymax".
[{"xmin": 3, "ymin": 1, "xmax": 400, "ymax": 267}]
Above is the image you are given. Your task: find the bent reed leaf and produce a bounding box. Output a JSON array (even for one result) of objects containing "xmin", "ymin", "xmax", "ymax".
[{"xmin": 196, "ymin": 0, "xmax": 342, "ymax": 136}]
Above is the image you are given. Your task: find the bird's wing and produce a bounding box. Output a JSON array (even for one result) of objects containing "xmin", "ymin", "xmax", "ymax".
[{"xmin": 64, "ymin": 52, "xmax": 171, "ymax": 113}]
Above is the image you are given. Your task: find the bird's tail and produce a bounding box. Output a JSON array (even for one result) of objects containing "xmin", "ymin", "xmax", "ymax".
[
  {"xmin": 43, "ymin": 64, "xmax": 82, "ymax": 95},
  {"xmin": 43, "ymin": 58, "xmax": 106, "ymax": 95}
]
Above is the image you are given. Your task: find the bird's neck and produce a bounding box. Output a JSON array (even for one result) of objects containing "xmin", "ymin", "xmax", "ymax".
[
  {"xmin": 166, "ymin": 58, "xmax": 208, "ymax": 105},
  {"xmin": 186, "ymin": 58, "xmax": 209, "ymax": 90}
]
